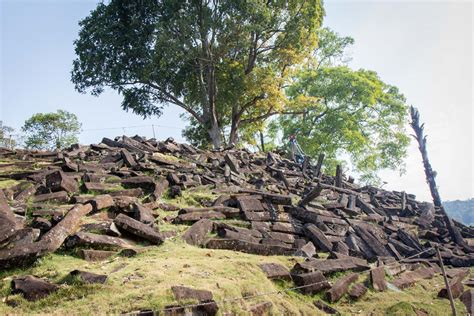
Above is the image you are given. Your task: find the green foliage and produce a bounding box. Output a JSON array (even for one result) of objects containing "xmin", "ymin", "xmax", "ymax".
[
  {"xmin": 21, "ymin": 110, "xmax": 81, "ymax": 150},
  {"xmin": 72, "ymin": 0, "xmax": 324, "ymax": 148},
  {"xmin": 444, "ymin": 198, "xmax": 474, "ymax": 226},
  {"xmin": 0, "ymin": 121, "xmax": 16, "ymax": 149},
  {"xmin": 273, "ymin": 28, "xmax": 410, "ymax": 183}
]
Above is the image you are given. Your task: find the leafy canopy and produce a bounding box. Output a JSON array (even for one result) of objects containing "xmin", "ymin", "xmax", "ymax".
[
  {"xmin": 22, "ymin": 110, "xmax": 82, "ymax": 150},
  {"xmin": 0, "ymin": 121, "xmax": 16, "ymax": 149},
  {"xmin": 274, "ymin": 28, "xmax": 410, "ymax": 183},
  {"xmin": 72, "ymin": 0, "xmax": 324, "ymax": 148}
]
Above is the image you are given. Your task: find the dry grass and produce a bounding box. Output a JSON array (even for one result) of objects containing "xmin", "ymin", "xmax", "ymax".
[{"xmin": 0, "ymin": 236, "xmax": 469, "ymax": 315}]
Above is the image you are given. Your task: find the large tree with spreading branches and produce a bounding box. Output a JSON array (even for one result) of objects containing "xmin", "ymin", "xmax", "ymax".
[{"xmin": 72, "ymin": 0, "xmax": 324, "ymax": 148}]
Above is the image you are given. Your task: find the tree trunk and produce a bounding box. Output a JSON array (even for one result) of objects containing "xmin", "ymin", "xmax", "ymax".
[
  {"xmin": 208, "ymin": 122, "xmax": 221, "ymax": 149},
  {"xmin": 228, "ymin": 115, "xmax": 240, "ymax": 146},
  {"xmin": 410, "ymin": 106, "xmax": 470, "ymax": 251},
  {"xmin": 409, "ymin": 106, "xmax": 441, "ymax": 206},
  {"xmin": 259, "ymin": 131, "xmax": 265, "ymax": 152}
]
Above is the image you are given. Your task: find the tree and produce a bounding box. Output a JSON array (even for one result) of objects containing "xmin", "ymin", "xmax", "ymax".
[
  {"xmin": 0, "ymin": 121, "xmax": 16, "ymax": 149},
  {"xmin": 22, "ymin": 110, "xmax": 81, "ymax": 150},
  {"xmin": 72, "ymin": 0, "xmax": 324, "ymax": 148},
  {"xmin": 274, "ymin": 28, "xmax": 410, "ymax": 183}
]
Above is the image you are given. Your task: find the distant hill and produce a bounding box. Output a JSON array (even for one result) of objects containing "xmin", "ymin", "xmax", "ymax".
[{"xmin": 444, "ymin": 198, "xmax": 474, "ymax": 226}]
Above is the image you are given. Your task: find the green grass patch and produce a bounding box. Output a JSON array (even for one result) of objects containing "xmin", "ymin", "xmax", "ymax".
[{"xmin": 0, "ymin": 179, "xmax": 20, "ymax": 189}]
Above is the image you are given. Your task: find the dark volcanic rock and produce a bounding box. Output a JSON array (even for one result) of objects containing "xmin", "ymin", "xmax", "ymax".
[
  {"xmin": 259, "ymin": 263, "xmax": 291, "ymax": 281},
  {"xmin": 114, "ymin": 214, "xmax": 164, "ymax": 245},
  {"xmin": 371, "ymin": 266, "xmax": 387, "ymax": 291},
  {"xmin": 205, "ymin": 238, "xmax": 294, "ymax": 256},
  {"xmin": 326, "ymin": 273, "xmax": 358, "ymax": 303},
  {"xmin": 348, "ymin": 283, "xmax": 368, "ymax": 300},
  {"xmin": 314, "ymin": 300, "xmax": 340, "ymax": 315},
  {"xmin": 291, "ymin": 271, "xmax": 330, "ymax": 294},
  {"xmin": 46, "ymin": 170, "xmax": 78, "ymax": 193},
  {"xmin": 80, "ymin": 249, "xmax": 117, "ymax": 262},
  {"xmin": 69, "ymin": 270, "xmax": 107, "ymax": 284},
  {"xmin": 11, "ymin": 276, "xmax": 58, "ymax": 301},
  {"xmin": 182, "ymin": 219, "xmax": 214, "ymax": 246}
]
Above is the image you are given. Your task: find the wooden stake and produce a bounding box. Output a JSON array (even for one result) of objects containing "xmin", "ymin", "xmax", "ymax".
[{"xmin": 436, "ymin": 245, "xmax": 457, "ymax": 316}]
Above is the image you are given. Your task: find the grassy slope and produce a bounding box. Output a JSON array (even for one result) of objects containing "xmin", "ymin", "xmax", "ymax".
[
  {"xmin": 0, "ymin": 239, "xmax": 468, "ymax": 315},
  {"xmin": 0, "ymin": 158, "xmax": 469, "ymax": 315}
]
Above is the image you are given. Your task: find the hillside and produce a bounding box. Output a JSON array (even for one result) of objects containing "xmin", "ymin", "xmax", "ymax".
[
  {"xmin": 0, "ymin": 136, "xmax": 473, "ymax": 315},
  {"xmin": 445, "ymin": 199, "xmax": 474, "ymax": 226}
]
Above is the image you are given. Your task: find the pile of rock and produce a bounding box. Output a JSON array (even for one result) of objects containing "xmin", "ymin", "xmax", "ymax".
[{"xmin": 0, "ymin": 135, "xmax": 472, "ymax": 313}]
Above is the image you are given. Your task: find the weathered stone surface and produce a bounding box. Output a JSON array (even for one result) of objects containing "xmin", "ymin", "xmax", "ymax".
[
  {"xmin": 243, "ymin": 210, "xmax": 272, "ymax": 222},
  {"xmin": 179, "ymin": 206, "xmax": 240, "ymax": 218},
  {"xmin": 299, "ymin": 184, "xmax": 323, "ymax": 207},
  {"xmin": 353, "ymin": 225, "xmax": 390, "ymax": 258},
  {"xmin": 291, "ymin": 271, "xmax": 330, "ymax": 294},
  {"xmin": 393, "ymin": 268, "xmax": 436, "ymax": 289},
  {"xmin": 46, "ymin": 170, "xmax": 78, "ymax": 193},
  {"xmin": 445, "ymin": 268, "xmax": 470, "ymax": 280},
  {"xmin": 31, "ymin": 217, "xmax": 52, "ymax": 232},
  {"xmin": 80, "ymin": 249, "xmax": 117, "ymax": 262},
  {"xmin": 171, "ymin": 285, "xmax": 213, "ymax": 301},
  {"xmin": 1, "ymin": 228, "xmax": 40, "ymax": 248},
  {"xmin": 313, "ymin": 300, "xmax": 340, "ymax": 315},
  {"xmin": 348, "ymin": 283, "xmax": 368, "ymax": 300},
  {"xmin": 238, "ymin": 197, "xmax": 264, "ymax": 212},
  {"xmin": 175, "ymin": 211, "xmax": 226, "ymax": 223},
  {"xmin": 88, "ymin": 194, "xmax": 114, "ymax": 211},
  {"xmin": 120, "ymin": 149, "xmax": 137, "ymax": 167},
  {"xmin": 266, "ymin": 231, "xmax": 295, "ymax": 244},
  {"xmin": 67, "ymin": 231, "xmax": 132, "ymax": 250},
  {"xmin": 0, "ymin": 190, "xmax": 22, "ymax": 243},
  {"xmin": 182, "ymin": 219, "xmax": 214, "ymax": 246},
  {"xmin": 11, "ymin": 276, "xmax": 58, "ymax": 301},
  {"xmin": 0, "ymin": 203, "xmax": 93, "ymax": 269},
  {"xmin": 218, "ymin": 228, "xmax": 260, "ymax": 243},
  {"xmin": 69, "ymin": 270, "xmax": 107, "ymax": 284},
  {"xmin": 371, "ymin": 266, "xmax": 387, "ymax": 291},
  {"xmin": 460, "ymin": 289, "xmax": 474, "ymax": 315},
  {"xmin": 130, "ymin": 203, "xmax": 155, "ymax": 225},
  {"xmin": 304, "ymin": 223, "xmax": 332, "ymax": 252},
  {"xmin": 224, "ymin": 153, "xmax": 240, "ymax": 174},
  {"xmin": 438, "ymin": 276, "xmax": 465, "ymax": 299},
  {"xmin": 114, "ymin": 214, "xmax": 164, "ymax": 245},
  {"xmin": 296, "ymin": 241, "xmax": 316, "ymax": 258},
  {"xmin": 293, "ymin": 258, "xmax": 369, "ymax": 275},
  {"xmin": 84, "ymin": 182, "xmax": 119, "ymax": 193},
  {"xmin": 205, "ymin": 238, "xmax": 294, "ymax": 256},
  {"xmin": 121, "ymin": 176, "xmax": 156, "ymax": 192},
  {"xmin": 326, "ymin": 273, "xmax": 358, "ymax": 303},
  {"xmin": 259, "ymin": 263, "xmax": 291, "ymax": 281},
  {"xmin": 272, "ymin": 222, "xmax": 304, "ymax": 235},
  {"xmin": 32, "ymin": 191, "xmax": 69, "ymax": 203}
]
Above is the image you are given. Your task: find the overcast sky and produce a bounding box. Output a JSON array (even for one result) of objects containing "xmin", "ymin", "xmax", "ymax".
[{"xmin": 1, "ymin": 0, "xmax": 472, "ymax": 202}]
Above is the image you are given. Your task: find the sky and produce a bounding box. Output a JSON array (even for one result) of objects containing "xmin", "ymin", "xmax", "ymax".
[{"xmin": 0, "ymin": 0, "xmax": 472, "ymax": 202}]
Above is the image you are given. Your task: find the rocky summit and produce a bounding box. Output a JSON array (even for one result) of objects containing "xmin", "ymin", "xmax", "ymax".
[{"xmin": 0, "ymin": 135, "xmax": 473, "ymax": 315}]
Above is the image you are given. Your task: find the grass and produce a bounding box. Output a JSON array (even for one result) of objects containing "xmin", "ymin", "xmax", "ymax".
[
  {"xmin": 0, "ymin": 179, "xmax": 20, "ymax": 189},
  {"xmin": 152, "ymin": 152, "xmax": 183, "ymax": 164},
  {"xmin": 0, "ymin": 238, "xmax": 468, "ymax": 315},
  {"xmin": 0, "ymin": 182, "xmax": 470, "ymax": 315},
  {"xmin": 0, "ymin": 239, "xmax": 313, "ymax": 315},
  {"xmin": 161, "ymin": 186, "xmax": 217, "ymax": 208}
]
